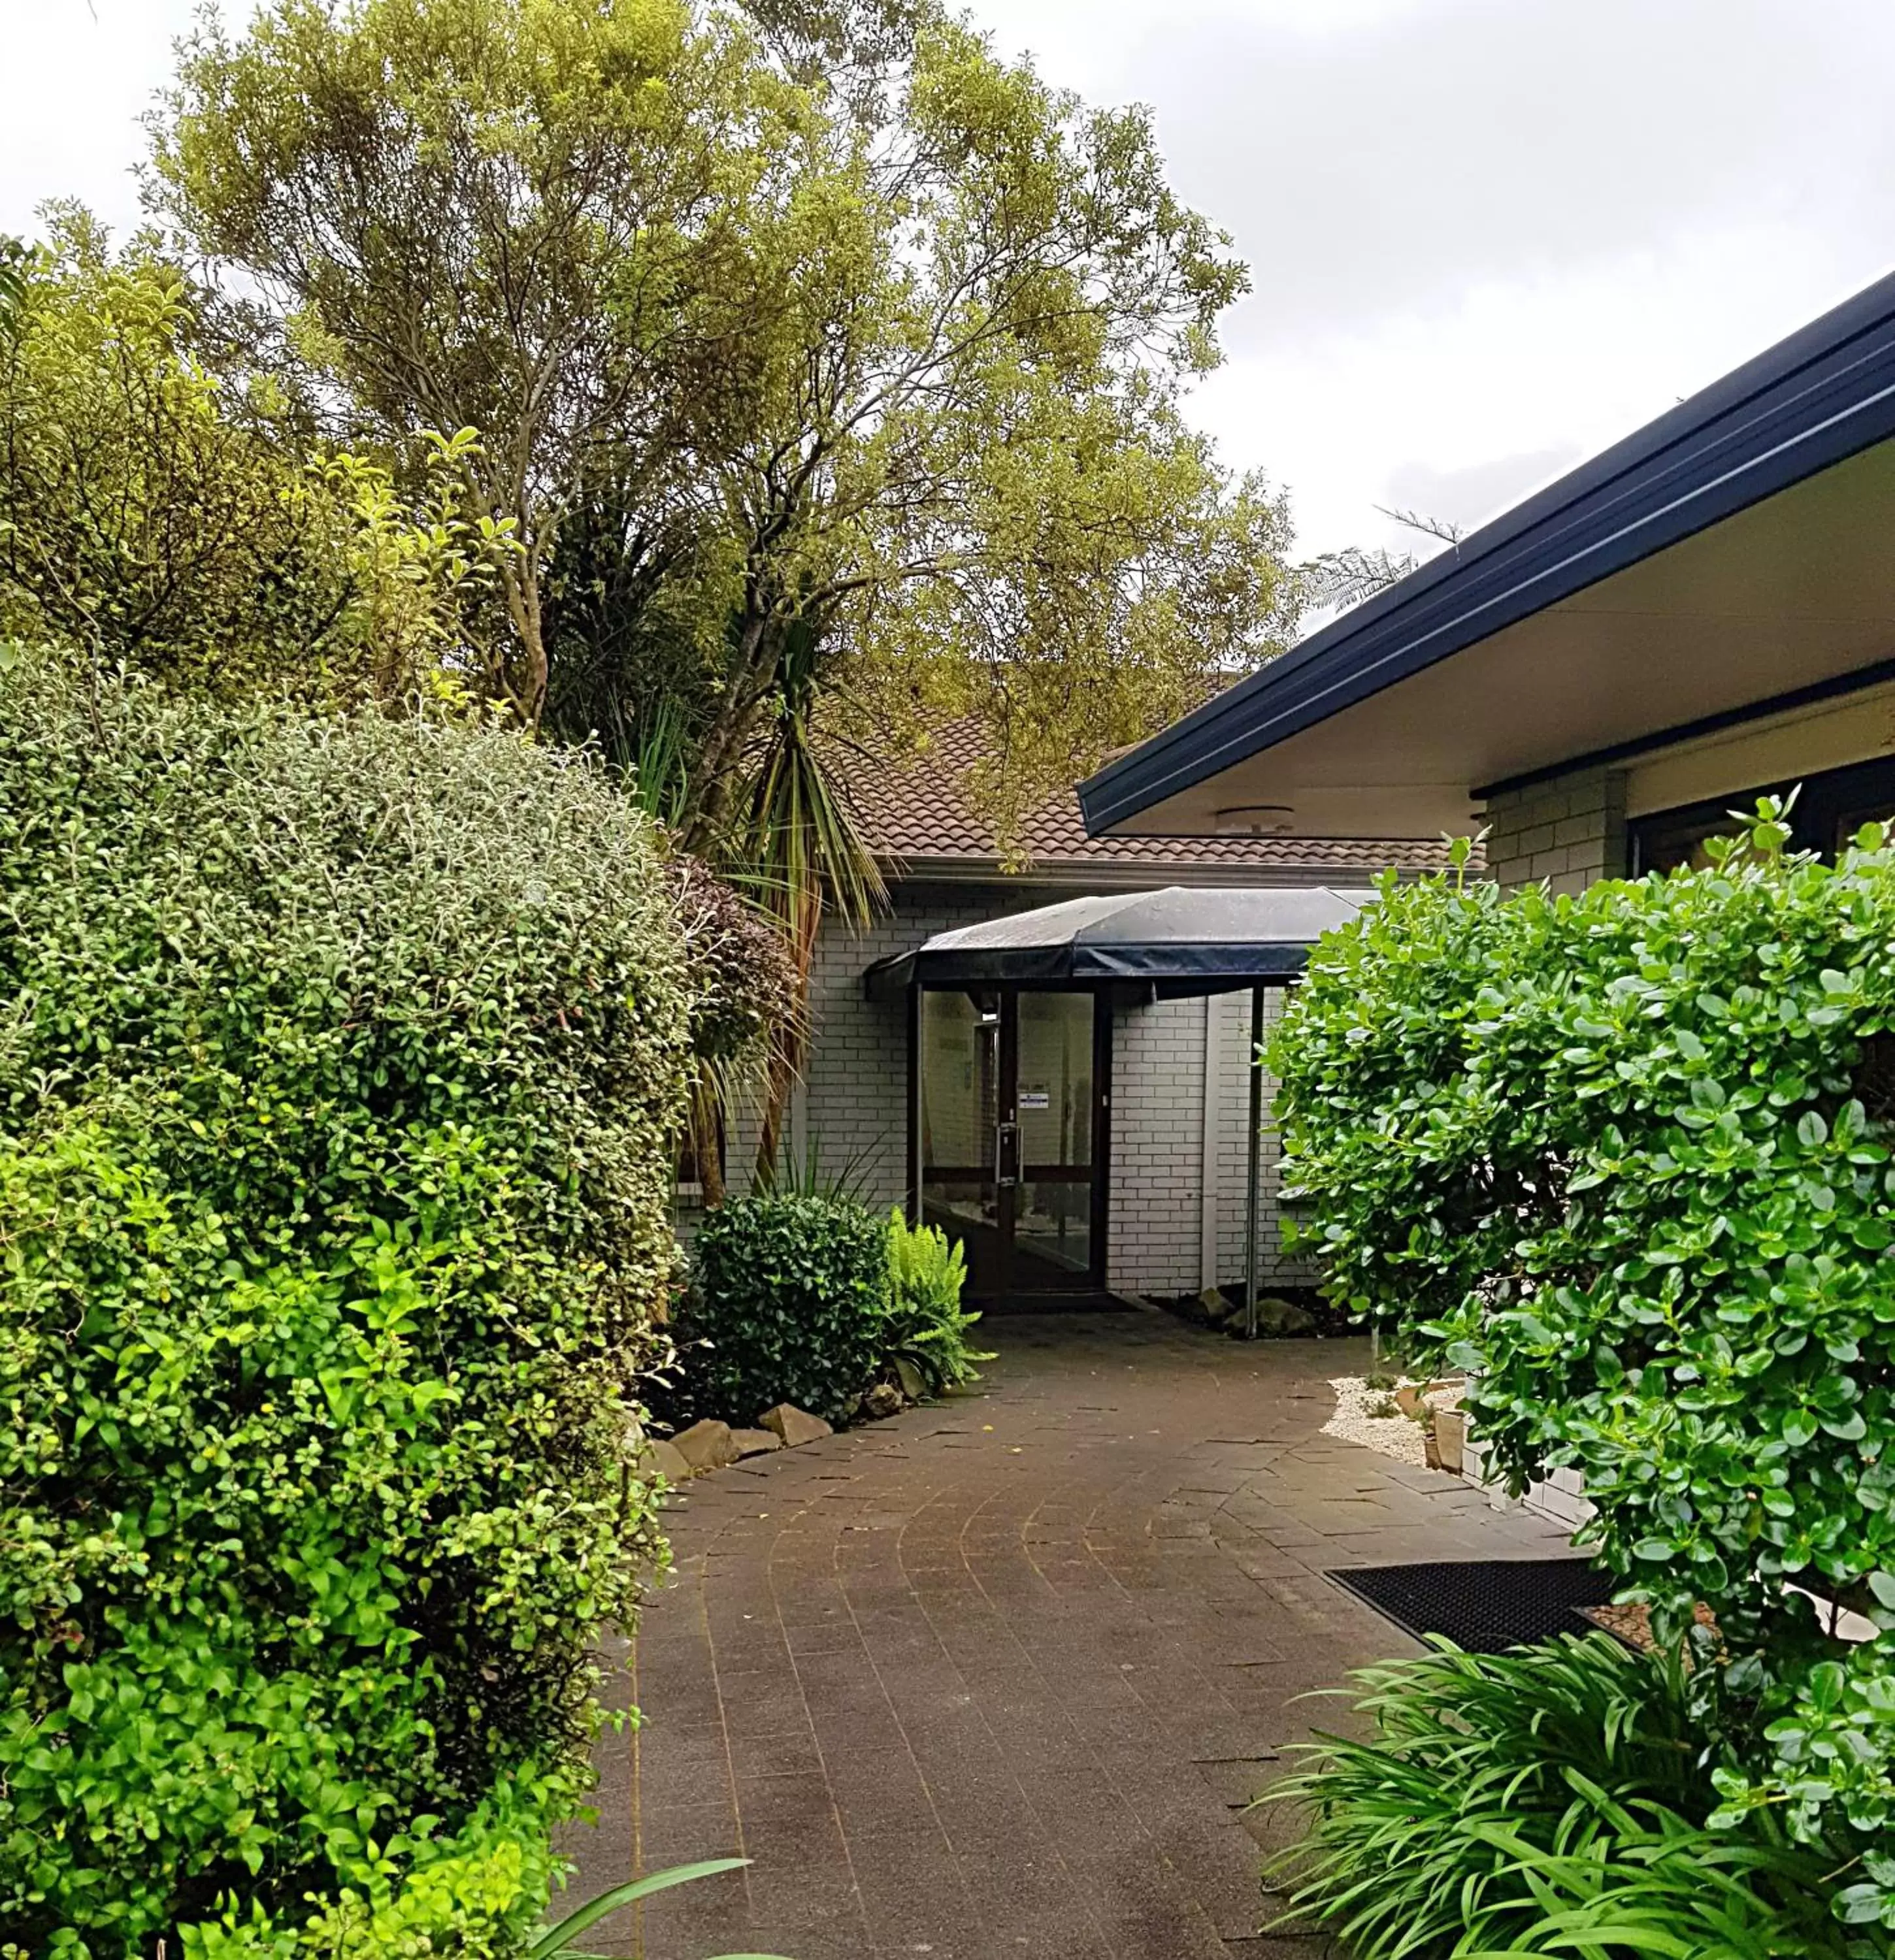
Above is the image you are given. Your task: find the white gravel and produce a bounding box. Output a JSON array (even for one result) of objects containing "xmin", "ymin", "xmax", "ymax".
[{"xmin": 1322, "ymin": 1376, "xmax": 1462, "ymax": 1467}]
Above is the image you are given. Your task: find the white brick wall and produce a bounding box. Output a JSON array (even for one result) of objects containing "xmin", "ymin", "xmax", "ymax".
[
  {"xmin": 1212, "ymin": 987, "xmax": 1319, "ymax": 1293},
  {"xmin": 1104, "ymin": 987, "xmax": 1316, "ymax": 1296},
  {"xmin": 1483, "ymin": 766, "xmax": 1628, "ymax": 893},
  {"xmin": 1106, "ymin": 996, "xmax": 1206, "ymax": 1293}
]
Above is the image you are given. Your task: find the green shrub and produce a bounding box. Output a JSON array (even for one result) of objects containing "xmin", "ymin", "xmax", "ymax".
[
  {"xmin": 0, "ymin": 654, "xmax": 694, "ymax": 1952},
  {"xmin": 0, "ymin": 214, "xmax": 475, "ymax": 706},
  {"xmin": 1265, "ymin": 1635, "xmax": 1883, "ymax": 1959},
  {"xmin": 1270, "ymin": 812, "xmax": 1895, "ymax": 1908},
  {"xmin": 881, "ymin": 1209, "xmax": 992, "ymax": 1396},
  {"xmin": 678, "ymin": 1194, "xmax": 889, "ymax": 1424}
]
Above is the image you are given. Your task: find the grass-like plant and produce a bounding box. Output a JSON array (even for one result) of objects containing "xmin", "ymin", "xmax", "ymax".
[
  {"xmin": 531, "ymin": 1857, "xmax": 786, "ymax": 1960},
  {"xmin": 1261, "ymin": 1635, "xmax": 1886, "ymax": 1959}
]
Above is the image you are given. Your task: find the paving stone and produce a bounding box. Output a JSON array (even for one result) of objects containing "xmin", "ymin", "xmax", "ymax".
[{"xmin": 587, "ymin": 1316, "xmax": 1577, "ymax": 1959}]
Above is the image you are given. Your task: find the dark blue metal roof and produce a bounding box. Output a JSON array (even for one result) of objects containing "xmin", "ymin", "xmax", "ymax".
[{"xmin": 1081, "ymin": 266, "xmax": 1895, "ymax": 835}]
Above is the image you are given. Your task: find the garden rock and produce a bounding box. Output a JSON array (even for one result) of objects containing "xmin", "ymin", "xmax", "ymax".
[
  {"xmin": 759, "ymin": 1403, "xmax": 832, "ymax": 1447},
  {"xmin": 634, "ymin": 1439, "xmax": 693, "ymax": 1486},
  {"xmin": 672, "ymin": 1418, "xmax": 740, "ymax": 1473},
  {"xmin": 892, "ymin": 1356, "xmax": 926, "ymax": 1402},
  {"xmin": 729, "ymin": 1427, "xmax": 783, "ymax": 1458},
  {"xmin": 860, "ymin": 1382, "xmax": 903, "ymax": 1421},
  {"xmin": 1433, "ymin": 1409, "xmax": 1467, "ymax": 1475},
  {"xmin": 1251, "ymin": 1294, "xmax": 1316, "ymax": 1336}
]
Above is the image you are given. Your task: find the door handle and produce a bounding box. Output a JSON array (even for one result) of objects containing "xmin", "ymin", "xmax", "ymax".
[{"xmin": 995, "ymin": 1120, "xmax": 1019, "ymax": 1186}]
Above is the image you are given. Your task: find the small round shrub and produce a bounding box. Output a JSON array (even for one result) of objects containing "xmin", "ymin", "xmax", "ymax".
[
  {"xmin": 677, "ymin": 1194, "xmax": 890, "ymax": 1424},
  {"xmin": 0, "ymin": 653, "xmax": 693, "ymax": 1952}
]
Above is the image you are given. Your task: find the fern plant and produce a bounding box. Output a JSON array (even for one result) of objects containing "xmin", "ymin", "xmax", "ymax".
[{"xmin": 880, "ymin": 1209, "xmax": 993, "ymax": 1397}]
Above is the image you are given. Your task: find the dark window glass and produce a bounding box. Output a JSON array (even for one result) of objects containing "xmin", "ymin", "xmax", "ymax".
[{"xmin": 1630, "ymin": 753, "xmax": 1895, "ymax": 874}]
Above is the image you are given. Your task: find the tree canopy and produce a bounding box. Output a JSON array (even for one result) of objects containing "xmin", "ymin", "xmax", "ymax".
[
  {"xmin": 0, "ymin": 209, "xmax": 475, "ymax": 702},
  {"xmin": 148, "ymin": 0, "xmax": 1298, "ymax": 851}
]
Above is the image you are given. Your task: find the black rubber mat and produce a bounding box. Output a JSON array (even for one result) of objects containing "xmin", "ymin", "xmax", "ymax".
[{"xmin": 1329, "ymin": 1557, "xmax": 1616, "ymax": 1654}]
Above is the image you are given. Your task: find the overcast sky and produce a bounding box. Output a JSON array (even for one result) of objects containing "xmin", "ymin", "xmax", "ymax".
[{"xmin": 7, "ymin": 0, "xmax": 1893, "ymax": 561}]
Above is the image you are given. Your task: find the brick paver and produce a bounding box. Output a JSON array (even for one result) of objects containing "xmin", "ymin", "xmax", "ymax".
[{"xmin": 559, "ymin": 1311, "xmax": 1571, "ymax": 1959}]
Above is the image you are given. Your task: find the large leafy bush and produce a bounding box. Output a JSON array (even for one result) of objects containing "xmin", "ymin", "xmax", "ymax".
[
  {"xmin": 1266, "ymin": 1635, "xmax": 1883, "ymax": 1958},
  {"xmin": 1271, "ymin": 815, "xmax": 1895, "ymax": 1912},
  {"xmin": 678, "ymin": 1194, "xmax": 889, "ymax": 1424},
  {"xmin": 0, "ymin": 653, "xmax": 693, "ymax": 1953}
]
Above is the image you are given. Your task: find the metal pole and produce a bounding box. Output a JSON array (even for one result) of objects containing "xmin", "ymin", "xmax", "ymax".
[{"xmin": 1244, "ymin": 983, "xmax": 1264, "ymax": 1339}]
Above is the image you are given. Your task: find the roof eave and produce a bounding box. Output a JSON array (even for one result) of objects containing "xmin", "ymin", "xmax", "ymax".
[{"xmin": 1080, "ymin": 263, "xmax": 1895, "ymax": 836}]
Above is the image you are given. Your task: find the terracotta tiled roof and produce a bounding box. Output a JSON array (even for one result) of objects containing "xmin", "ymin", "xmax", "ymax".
[{"xmin": 838, "ymin": 721, "xmax": 1464, "ymax": 877}]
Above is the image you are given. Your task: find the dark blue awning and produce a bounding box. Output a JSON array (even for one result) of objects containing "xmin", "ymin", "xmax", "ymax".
[{"xmin": 863, "ymin": 885, "xmax": 1372, "ymax": 998}]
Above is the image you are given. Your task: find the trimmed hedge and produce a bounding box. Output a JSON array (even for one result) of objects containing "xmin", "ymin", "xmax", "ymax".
[
  {"xmin": 1270, "ymin": 815, "xmax": 1895, "ymax": 1917},
  {"xmin": 678, "ymin": 1194, "xmax": 890, "ymax": 1424},
  {"xmin": 0, "ymin": 653, "xmax": 693, "ymax": 1953}
]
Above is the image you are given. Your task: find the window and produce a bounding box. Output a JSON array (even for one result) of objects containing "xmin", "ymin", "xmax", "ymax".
[{"xmin": 1630, "ymin": 754, "xmax": 1895, "ymax": 875}]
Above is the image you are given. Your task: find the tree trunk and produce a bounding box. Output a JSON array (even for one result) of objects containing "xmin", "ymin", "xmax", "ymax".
[
  {"xmin": 689, "ymin": 1068, "xmax": 727, "ymax": 1208},
  {"xmin": 679, "ymin": 608, "xmax": 778, "ymax": 854},
  {"xmin": 497, "ymin": 550, "xmax": 550, "ymax": 728}
]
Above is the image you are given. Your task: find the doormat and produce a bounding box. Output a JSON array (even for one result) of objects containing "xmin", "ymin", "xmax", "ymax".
[{"xmin": 1329, "ymin": 1557, "xmax": 1615, "ymax": 1654}]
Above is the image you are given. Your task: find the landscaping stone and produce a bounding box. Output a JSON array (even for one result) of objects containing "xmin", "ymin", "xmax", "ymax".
[
  {"xmin": 671, "ymin": 1418, "xmax": 740, "ymax": 1473},
  {"xmin": 729, "ymin": 1427, "xmax": 782, "ymax": 1458},
  {"xmin": 1251, "ymin": 1294, "xmax": 1317, "ymax": 1336},
  {"xmin": 891, "ymin": 1355, "xmax": 926, "ymax": 1402},
  {"xmin": 633, "ymin": 1438, "xmax": 693, "ymax": 1486},
  {"xmin": 859, "ymin": 1381, "xmax": 903, "ymax": 1420},
  {"xmin": 757, "ymin": 1403, "xmax": 832, "ymax": 1447},
  {"xmin": 1434, "ymin": 1408, "xmax": 1467, "ymax": 1475}
]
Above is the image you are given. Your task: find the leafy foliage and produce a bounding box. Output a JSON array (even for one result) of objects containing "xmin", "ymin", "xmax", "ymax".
[
  {"xmin": 677, "ymin": 1193, "xmax": 890, "ymax": 1424},
  {"xmin": 148, "ymin": 0, "xmax": 1300, "ymax": 849},
  {"xmin": 1270, "ymin": 813, "xmax": 1895, "ymax": 1906},
  {"xmin": 1264, "ymin": 1635, "xmax": 1883, "ymax": 1959},
  {"xmin": 670, "ymin": 853, "xmax": 800, "ymax": 1066},
  {"xmin": 0, "ymin": 652, "xmax": 694, "ymax": 1952},
  {"xmin": 152, "ymin": 0, "xmax": 763, "ymax": 725},
  {"xmin": 881, "ymin": 1209, "xmax": 991, "ymax": 1396},
  {"xmin": 0, "ymin": 211, "xmax": 478, "ymax": 702}
]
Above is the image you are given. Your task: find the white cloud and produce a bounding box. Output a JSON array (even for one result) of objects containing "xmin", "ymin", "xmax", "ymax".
[
  {"xmin": 0, "ymin": 0, "xmax": 195, "ymax": 244},
  {"xmin": 969, "ymin": 0, "xmax": 1895, "ymax": 557}
]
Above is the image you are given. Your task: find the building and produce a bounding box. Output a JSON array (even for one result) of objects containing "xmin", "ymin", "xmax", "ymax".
[
  {"xmin": 1079, "ymin": 266, "xmax": 1895, "ymax": 1509},
  {"xmin": 749, "ymin": 723, "xmax": 1449, "ymax": 1307},
  {"xmin": 1080, "ymin": 267, "xmax": 1895, "ymax": 896}
]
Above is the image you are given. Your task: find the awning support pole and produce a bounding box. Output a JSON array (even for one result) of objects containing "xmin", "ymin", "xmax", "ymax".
[{"xmin": 1244, "ymin": 983, "xmax": 1264, "ymax": 1339}]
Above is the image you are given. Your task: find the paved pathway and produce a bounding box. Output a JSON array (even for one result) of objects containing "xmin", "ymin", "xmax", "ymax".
[{"xmin": 561, "ymin": 1311, "xmax": 1572, "ymax": 1960}]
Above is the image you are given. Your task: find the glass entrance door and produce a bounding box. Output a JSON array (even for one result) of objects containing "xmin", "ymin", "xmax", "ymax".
[{"xmin": 918, "ymin": 988, "xmax": 1104, "ymax": 1301}]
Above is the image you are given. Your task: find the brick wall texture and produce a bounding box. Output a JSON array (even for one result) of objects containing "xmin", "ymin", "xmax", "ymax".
[
  {"xmin": 1483, "ymin": 766, "xmax": 1628, "ymax": 893},
  {"xmin": 723, "ymin": 883, "xmax": 1316, "ymax": 1299}
]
